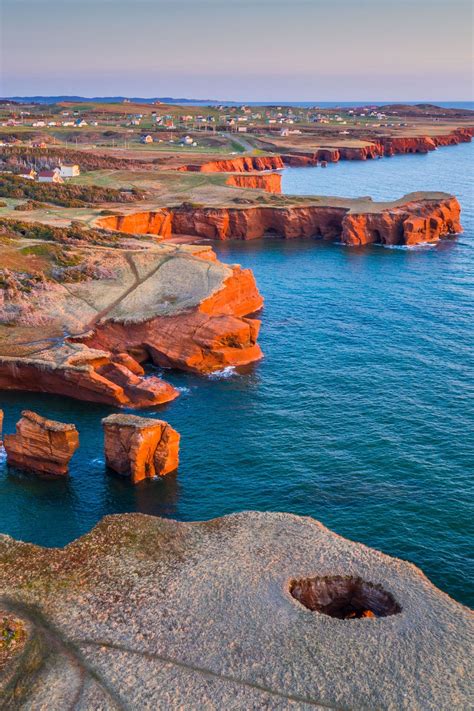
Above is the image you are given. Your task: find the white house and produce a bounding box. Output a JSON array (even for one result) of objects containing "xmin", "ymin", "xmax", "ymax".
[
  {"xmin": 59, "ymin": 164, "xmax": 80, "ymax": 178},
  {"xmin": 75, "ymin": 119, "xmax": 88, "ymax": 127},
  {"xmin": 180, "ymin": 135, "xmax": 193, "ymax": 145},
  {"xmin": 38, "ymin": 168, "xmax": 63, "ymax": 183}
]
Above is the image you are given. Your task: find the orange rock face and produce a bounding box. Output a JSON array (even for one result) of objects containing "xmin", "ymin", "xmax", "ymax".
[
  {"xmin": 179, "ymin": 155, "xmax": 284, "ymax": 173},
  {"xmin": 341, "ymin": 196, "xmax": 461, "ymax": 246},
  {"xmin": 0, "ymin": 351, "xmax": 179, "ymax": 408},
  {"xmin": 99, "ymin": 195, "xmax": 461, "ymax": 247},
  {"xmin": 3, "ymin": 410, "xmax": 79, "ymax": 476},
  {"xmin": 102, "ymin": 413, "xmax": 180, "ymax": 483},
  {"xmin": 226, "ymin": 172, "xmax": 282, "ymax": 193},
  {"xmin": 280, "ymin": 129, "xmax": 473, "ymax": 165},
  {"xmin": 82, "ymin": 266, "xmax": 263, "ymax": 373}
]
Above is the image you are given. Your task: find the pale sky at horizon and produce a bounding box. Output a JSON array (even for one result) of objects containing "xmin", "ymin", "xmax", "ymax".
[{"xmin": 1, "ymin": 0, "xmax": 472, "ymax": 100}]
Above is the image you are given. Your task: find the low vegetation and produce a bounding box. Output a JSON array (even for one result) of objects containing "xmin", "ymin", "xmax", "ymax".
[{"xmin": 0, "ymin": 174, "xmax": 146, "ymax": 207}]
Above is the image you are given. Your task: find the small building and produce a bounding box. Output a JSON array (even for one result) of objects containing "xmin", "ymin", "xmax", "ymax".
[
  {"xmin": 180, "ymin": 135, "xmax": 193, "ymax": 145},
  {"xmin": 75, "ymin": 119, "xmax": 88, "ymax": 127},
  {"xmin": 59, "ymin": 164, "xmax": 80, "ymax": 178},
  {"xmin": 140, "ymin": 134, "xmax": 153, "ymax": 144},
  {"xmin": 38, "ymin": 168, "xmax": 63, "ymax": 183},
  {"xmin": 18, "ymin": 168, "xmax": 37, "ymax": 180}
]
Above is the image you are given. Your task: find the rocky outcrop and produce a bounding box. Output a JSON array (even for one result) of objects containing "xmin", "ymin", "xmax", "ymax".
[
  {"xmin": 3, "ymin": 410, "xmax": 79, "ymax": 476},
  {"xmin": 178, "ymin": 155, "xmax": 284, "ymax": 173},
  {"xmin": 341, "ymin": 196, "xmax": 461, "ymax": 246},
  {"xmin": 0, "ymin": 241, "xmax": 263, "ymax": 405},
  {"xmin": 0, "ymin": 511, "xmax": 471, "ymax": 709},
  {"xmin": 97, "ymin": 193, "xmax": 461, "ymax": 247},
  {"xmin": 0, "ymin": 347, "xmax": 179, "ymax": 408},
  {"xmin": 225, "ymin": 172, "xmax": 282, "ymax": 193},
  {"xmin": 280, "ymin": 128, "xmax": 474, "ymax": 165},
  {"xmin": 82, "ymin": 265, "xmax": 263, "ymax": 373},
  {"xmin": 102, "ymin": 413, "xmax": 179, "ymax": 483}
]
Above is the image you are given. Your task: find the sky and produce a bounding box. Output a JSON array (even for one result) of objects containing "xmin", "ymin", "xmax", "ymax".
[{"xmin": 1, "ymin": 0, "xmax": 472, "ymax": 101}]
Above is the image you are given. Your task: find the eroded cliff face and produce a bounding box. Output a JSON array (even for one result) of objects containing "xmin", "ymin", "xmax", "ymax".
[
  {"xmin": 0, "ymin": 242, "xmax": 264, "ymax": 405},
  {"xmin": 102, "ymin": 414, "xmax": 180, "ymax": 483},
  {"xmin": 81, "ymin": 266, "xmax": 263, "ymax": 373},
  {"xmin": 178, "ymin": 155, "xmax": 284, "ymax": 173},
  {"xmin": 281, "ymin": 128, "xmax": 474, "ymax": 165},
  {"xmin": 341, "ymin": 196, "xmax": 461, "ymax": 246},
  {"xmin": 225, "ymin": 173, "xmax": 282, "ymax": 193},
  {"xmin": 0, "ymin": 347, "xmax": 179, "ymax": 408},
  {"xmin": 3, "ymin": 410, "xmax": 79, "ymax": 476},
  {"xmin": 96, "ymin": 194, "xmax": 461, "ymax": 247}
]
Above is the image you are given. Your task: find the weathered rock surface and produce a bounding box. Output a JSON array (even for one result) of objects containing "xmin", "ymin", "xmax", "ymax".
[
  {"xmin": 102, "ymin": 413, "xmax": 179, "ymax": 483},
  {"xmin": 0, "ymin": 242, "xmax": 263, "ymax": 403},
  {"xmin": 3, "ymin": 410, "xmax": 79, "ymax": 476},
  {"xmin": 226, "ymin": 172, "xmax": 282, "ymax": 193},
  {"xmin": 0, "ymin": 511, "xmax": 471, "ymax": 709},
  {"xmin": 178, "ymin": 155, "xmax": 284, "ymax": 173},
  {"xmin": 98, "ymin": 192, "xmax": 462, "ymax": 247},
  {"xmin": 280, "ymin": 128, "xmax": 474, "ymax": 165}
]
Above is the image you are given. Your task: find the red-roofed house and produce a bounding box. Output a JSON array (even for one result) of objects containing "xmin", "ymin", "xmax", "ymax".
[{"xmin": 38, "ymin": 168, "xmax": 63, "ymax": 183}]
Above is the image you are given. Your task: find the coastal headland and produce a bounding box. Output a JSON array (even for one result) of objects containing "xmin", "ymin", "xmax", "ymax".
[{"xmin": 0, "ymin": 101, "xmax": 472, "ymax": 405}]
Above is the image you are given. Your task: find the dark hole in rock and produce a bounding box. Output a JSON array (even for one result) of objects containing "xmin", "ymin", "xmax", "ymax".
[{"xmin": 289, "ymin": 575, "xmax": 402, "ymax": 619}]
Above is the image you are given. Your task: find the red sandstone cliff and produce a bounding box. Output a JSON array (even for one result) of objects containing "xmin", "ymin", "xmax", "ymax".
[
  {"xmin": 97, "ymin": 194, "xmax": 461, "ymax": 247},
  {"xmin": 178, "ymin": 155, "xmax": 284, "ymax": 173},
  {"xmin": 281, "ymin": 128, "xmax": 473, "ymax": 165},
  {"xmin": 4, "ymin": 410, "xmax": 79, "ymax": 476},
  {"xmin": 81, "ymin": 265, "xmax": 263, "ymax": 374},
  {"xmin": 340, "ymin": 196, "xmax": 461, "ymax": 246},
  {"xmin": 0, "ymin": 349, "xmax": 179, "ymax": 408},
  {"xmin": 226, "ymin": 173, "xmax": 282, "ymax": 193}
]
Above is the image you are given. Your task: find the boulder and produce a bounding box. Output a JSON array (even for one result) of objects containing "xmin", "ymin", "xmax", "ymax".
[
  {"xmin": 102, "ymin": 413, "xmax": 179, "ymax": 483},
  {"xmin": 3, "ymin": 410, "xmax": 79, "ymax": 476}
]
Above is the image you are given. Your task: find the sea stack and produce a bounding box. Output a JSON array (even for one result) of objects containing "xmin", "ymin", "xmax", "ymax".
[
  {"xmin": 102, "ymin": 413, "xmax": 180, "ymax": 483},
  {"xmin": 3, "ymin": 410, "xmax": 79, "ymax": 476}
]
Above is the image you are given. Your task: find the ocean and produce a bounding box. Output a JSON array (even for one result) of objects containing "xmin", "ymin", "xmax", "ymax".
[{"xmin": 0, "ymin": 141, "xmax": 472, "ymax": 607}]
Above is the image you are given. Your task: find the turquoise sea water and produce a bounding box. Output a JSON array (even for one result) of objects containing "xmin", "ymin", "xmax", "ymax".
[{"xmin": 1, "ymin": 142, "xmax": 473, "ymax": 607}]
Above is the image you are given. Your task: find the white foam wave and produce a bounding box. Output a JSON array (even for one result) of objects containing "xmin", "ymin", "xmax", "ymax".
[{"xmin": 208, "ymin": 366, "xmax": 237, "ymax": 380}]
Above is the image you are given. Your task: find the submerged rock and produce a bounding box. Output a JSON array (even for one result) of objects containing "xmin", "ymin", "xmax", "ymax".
[
  {"xmin": 102, "ymin": 413, "xmax": 180, "ymax": 483},
  {"xmin": 3, "ymin": 410, "xmax": 79, "ymax": 476},
  {"xmin": 0, "ymin": 511, "xmax": 471, "ymax": 708}
]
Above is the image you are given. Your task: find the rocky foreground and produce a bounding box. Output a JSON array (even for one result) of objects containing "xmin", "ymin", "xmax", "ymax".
[{"xmin": 0, "ymin": 511, "xmax": 471, "ymax": 709}]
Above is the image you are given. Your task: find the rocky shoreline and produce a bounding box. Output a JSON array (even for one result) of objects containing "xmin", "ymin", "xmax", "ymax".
[{"xmin": 97, "ymin": 192, "xmax": 462, "ymax": 247}]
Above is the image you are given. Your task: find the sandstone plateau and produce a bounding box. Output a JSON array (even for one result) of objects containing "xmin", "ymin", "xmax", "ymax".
[
  {"xmin": 3, "ymin": 410, "xmax": 79, "ymax": 476},
  {"xmin": 176, "ymin": 128, "xmax": 474, "ymax": 171},
  {"xmin": 102, "ymin": 413, "xmax": 180, "ymax": 483},
  {"xmin": 0, "ymin": 241, "xmax": 263, "ymax": 406},
  {"xmin": 98, "ymin": 192, "xmax": 461, "ymax": 247},
  {"xmin": 0, "ymin": 511, "xmax": 471, "ymax": 709}
]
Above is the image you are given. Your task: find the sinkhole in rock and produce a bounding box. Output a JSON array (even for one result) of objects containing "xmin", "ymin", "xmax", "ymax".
[{"xmin": 289, "ymin": 575, "xmax": 402, "ymax": 619}]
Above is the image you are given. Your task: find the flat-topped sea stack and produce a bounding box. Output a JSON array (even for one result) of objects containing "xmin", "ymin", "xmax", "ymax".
[
  {"xmin": 0, "ymin": 237, "xmax": 263, "ymax": 406},
  {"xmin": 3, "ymin": 410, "xmax": 79, "ymax": 476},
  {"xmin": 102, "ymin": 413, "xmax": 180, "ymax": 483},
  {"xmin": 0, "ymin": 511, "xmax": 471, "ymax": 708},
  {"xmin": 97, "ymin": 192, "xmax": 461, "ymax": 247}
]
